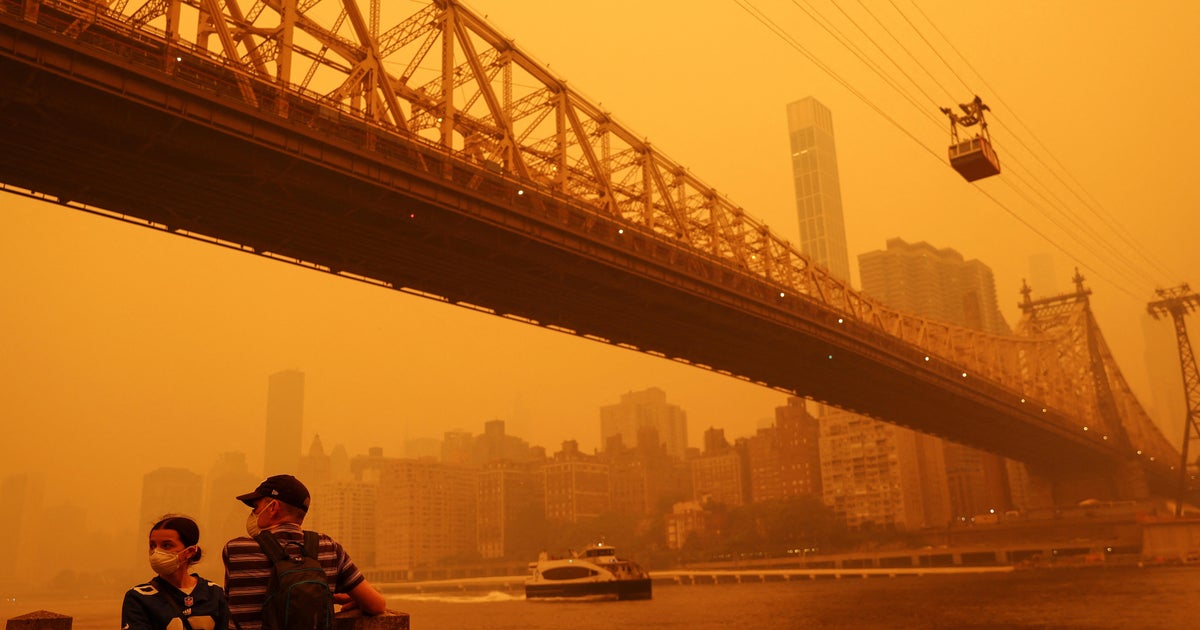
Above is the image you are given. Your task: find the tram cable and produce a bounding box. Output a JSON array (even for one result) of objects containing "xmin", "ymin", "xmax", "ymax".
[
  {"xmin": 731, "ymin": 0, "xmax": 1122, "ymax": 297},
  {"xmin": 901, "ymin": 0, "xmax": 1181, "ymax": 287},
  {"xmin": 732, "ymin": 0, "xmax": 940, "ymax": 159},
  {"xmin": 845, "ymin": 0, "xmax": 954, "ymax": 106},
  {"xmin": 875, "ymin": 0, "xmax": 1170, "ymax": 293},
  {"xmin": 739, "ymin": 0, "xmax": 1172, "ymax": 299},
  {"xmin": 791, "ymin": 0, "xmax": 942, "ymax": 123}
]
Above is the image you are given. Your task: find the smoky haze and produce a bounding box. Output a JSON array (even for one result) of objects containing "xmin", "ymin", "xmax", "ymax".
[{"xmin": 1, "ymin": 0, "xmax": 1198, "ymax": 607}]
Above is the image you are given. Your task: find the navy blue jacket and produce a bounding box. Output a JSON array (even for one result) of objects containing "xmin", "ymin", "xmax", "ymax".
[{"xmin": 121, "ymin": 575, "xmax": 230, "ymax": 630}]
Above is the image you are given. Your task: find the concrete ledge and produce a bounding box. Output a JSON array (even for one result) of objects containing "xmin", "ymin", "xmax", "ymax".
[
  {"xmin": 334, "ymin": 609, "xmax": 409, "ymax": 630},
  {"xmin": 5, "ymin": 610, "xmax": 72, "ymax": 630}
]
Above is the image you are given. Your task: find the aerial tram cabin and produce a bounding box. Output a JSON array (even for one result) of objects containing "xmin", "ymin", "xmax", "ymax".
[{"xmin": 940, "ymin": 95, "xmax": 1000, "ymax": 182}]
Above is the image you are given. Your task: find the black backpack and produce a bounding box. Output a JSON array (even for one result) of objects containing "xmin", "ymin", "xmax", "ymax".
[{"xmin": 254, "ymin": 531, "xmax": 334, "ymax": 630}]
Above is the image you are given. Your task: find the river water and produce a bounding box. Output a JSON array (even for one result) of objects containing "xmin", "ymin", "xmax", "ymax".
[{"xmin": 6, "ymin": 566, "xmax": 1198, "ymax": 629}]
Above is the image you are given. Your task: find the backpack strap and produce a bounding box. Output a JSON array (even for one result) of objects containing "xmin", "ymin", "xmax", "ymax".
[
  {"xmin": 302, "ymin": 531, "xmax": 320, "ymax": 562},
  {"xmin": 254, "ymin": 531, "xmax": 320, "ymax": 562},
  {"xmin": 253, "ymin": 532, "xmax": 289, "ymax": 563}
]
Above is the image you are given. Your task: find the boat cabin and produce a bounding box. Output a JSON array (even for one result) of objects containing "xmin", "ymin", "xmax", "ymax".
[{"xmin": 580, "ymin": 544, "xmax": 618, "ymax": 563}]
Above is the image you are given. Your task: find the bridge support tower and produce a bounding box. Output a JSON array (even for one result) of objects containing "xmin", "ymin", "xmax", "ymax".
[{"xmin": 1147, "ymin": 284, "xmax": 1200, "ymax": 516}]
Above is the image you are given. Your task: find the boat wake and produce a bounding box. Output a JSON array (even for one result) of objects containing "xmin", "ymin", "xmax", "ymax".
[
  {"xmin": 525, "ymin": 594, "xmax": 618, "ymax": 603},
  {"xmin": 385, "ymin": 591, "xmax": 522, "ymax": 604}
]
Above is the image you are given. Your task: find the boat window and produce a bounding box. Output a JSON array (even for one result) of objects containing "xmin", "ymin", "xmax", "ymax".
[{"xmin": 542, "ymin": 566, "xmax": 598, "ymax": 580}]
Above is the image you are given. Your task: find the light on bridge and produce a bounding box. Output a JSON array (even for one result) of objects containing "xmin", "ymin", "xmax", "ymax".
[
  {"xmin": 618, "ymin": 228, "xmax": 624, "ymax": 234},
  {"xmin": 837, "ymin": 318, "xmax": 844, "ymax": 324},
  {"xmin": 1102, "ymin": 435, "xmax": 1108, "ymax": 440},
  {"xmin": 780, "ymin": 292, "xmax": 786, "ymax": 298},
  {"xmin": 517, "ymin": 189, "xmax": 525, "ymax": 195},
  {"xmin": 1083, "ymin": 426, "xmax": 1089, "ymax": 431},
  {"xmin": 1137, "ymin": 450, "xmax": 1143, "ymax": 455},
  {"xmin": 1042, "ymin": 408, "xmax": 1047, "ymax": 413},
  {"xmin": 175, "ymin": 56, "xmax": 182, "ymax": 62},
  {"xmin": 923, "ymin": 356, "xmax": 930, "ymax": 362},
  {"xmin": 827, "ymin": 354, "xmax": 833, "ymax": 360},
  {"xmin": 961, "ymin": 372, "xmax": 967, "ymax": 378}
]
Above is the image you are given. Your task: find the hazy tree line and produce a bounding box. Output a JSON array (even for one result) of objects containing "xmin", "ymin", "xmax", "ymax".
[{"xmin": 439, "ymin": 494, "xmax": 918, "ymax": 571}]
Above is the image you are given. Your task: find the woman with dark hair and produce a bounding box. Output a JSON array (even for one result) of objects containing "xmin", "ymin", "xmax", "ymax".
[{"xmin": 121, "ymin": 515, "xmax": 230, "ymax": 630}]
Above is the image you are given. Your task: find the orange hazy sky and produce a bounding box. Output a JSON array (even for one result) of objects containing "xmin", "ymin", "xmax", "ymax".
[{"xmin": 2, "ymin": 1, "xmax": 1198, "ymax": 532}]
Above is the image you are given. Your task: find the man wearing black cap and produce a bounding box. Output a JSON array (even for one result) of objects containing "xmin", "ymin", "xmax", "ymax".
[{"xmin": 222, "ymin": 474, "xmax": 386, "ymax": 630}]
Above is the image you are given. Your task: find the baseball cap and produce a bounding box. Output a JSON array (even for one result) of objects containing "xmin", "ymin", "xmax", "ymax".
[{"xmin": 236, "ymin": 474, "xmax": 311, "ymax": 513}]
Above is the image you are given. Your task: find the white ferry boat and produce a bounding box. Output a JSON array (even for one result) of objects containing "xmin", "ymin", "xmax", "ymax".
[{"xmin": 525, "ymin": 543, "xmax": 652, "ymax": 600}]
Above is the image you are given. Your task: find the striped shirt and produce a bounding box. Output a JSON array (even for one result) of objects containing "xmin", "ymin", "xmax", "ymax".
[{"xmin": 222, "ymin": 524, "xmax": 365, "ymax": 630}]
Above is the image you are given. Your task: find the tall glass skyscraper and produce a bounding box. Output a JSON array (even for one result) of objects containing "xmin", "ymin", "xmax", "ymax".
[
  {"xmin": 786, "ymin": 97, "xmax": 851, "ymax": 283},
  {"xmin": 786, "ymin": 97, "xmax": 946, "ymax": 529},
  {"xmin": 264, "ymin": 369, "xmax": 305, "ymax": 476}
]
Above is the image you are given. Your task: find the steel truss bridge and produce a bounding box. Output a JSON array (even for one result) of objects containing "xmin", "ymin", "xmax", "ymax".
[{"xmin": 0, "ymin": 0, "xmax": 1184, "ymax": 499}]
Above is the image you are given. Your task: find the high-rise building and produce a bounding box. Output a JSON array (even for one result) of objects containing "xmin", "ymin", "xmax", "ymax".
[
  {"xmin": 0, "ymin": 473, "xmax": 44, "ymax": 588},
  {"xmin": 298, "ymin": 435, "xmax": 334, "ymax": 489},
  {"xmin": 603, "ymin": 431, "xmax": 690, "ymax": 517},
  {"xmin": 315, "ymin": 479, "xmax": 379, "ymax": 567},
  {"xmin": 786, "ymin": 97, "xmax": 933, "ymax": 529},
  {"xmin": 665, "ymin": 500, "xmax": 710, "ymax": 550},
  {"xmin": 441, "ymin": 430, "xmax": 474, "ymax": 466},
  {"xmin": 774, "ymin": 396, "xmax": 823, "ymax": 499},
  {"xmin": 544, "ymin": 441, "xmax": 610, "ymax": 523},
  {"xmin": 690, "ymin": 450, "xmax": 746, "ymax": 507},
  {"xmin": 819, "ymin": 409, "xmax": 928, "ymax": 529},
  {"xmin": 690, "ymin": 434, "xmax": 747, "ymax": 507},
  {"xmin": 786, "ymin": 96, "xmax": 851, "ymax": 283},
  {"xmin": 859, "ymin": 238, "xmax": 1009, "ymax": 335},
  {"xmin": 351, "ymin": 447, "xmax": 390, "ymax": 484},
  {"xmin": 702, "ymin": 427, "xmax": 730, "ymax": 454},
  {"xmin": 140, "ymin": 467, "xmax": 204, "ymax": 531},
  {"xmin": 404, "ymin": 438, "xmax": 441, "ymax": 460},
  {"xmin": 476, "ymin": 461, "xmax": 543, "ymax": 559},
  {"xmin": 204, "ymin": 452, "xmax": 258, "ymax": 560},
  {"xmin": 466, "ymin": 420, "xmax": 538, "ymax": 466},
  {"xmin": 375, "ymin": 459, "xmax": 477, "ymax": 572},
  {"xmin": 746, "ymin": 427, "xmax": 780, "ymax": 503},
  {"xmin": 264, "ymin": 369, "xmax": 304, "ymax": 476},
  {"xmin": 600, "ymin": 387, "xmax": 688, "ymax": 459},
  {"xmin": 858, "ymin": 237, "xmax": 1012, "ymax": 520}
]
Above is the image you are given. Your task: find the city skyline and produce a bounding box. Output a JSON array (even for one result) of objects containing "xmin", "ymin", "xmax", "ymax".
[
  {"xmin": 0, "ymin": 387, "xmax": 823, "ymax": 588},
  {"xmin": 2, "ymin": 0, "xmax": 1198, "ymax": 591}
]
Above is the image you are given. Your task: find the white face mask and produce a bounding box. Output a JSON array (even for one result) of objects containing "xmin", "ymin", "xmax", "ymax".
[
  {"xmin": 149, "ymin": 547, "xmax": 190, "ymax": 577},
  {"xmin": 246, "ymin": 500, "xmax": 275, "ymax": 538}
]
